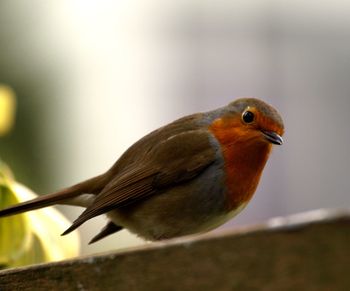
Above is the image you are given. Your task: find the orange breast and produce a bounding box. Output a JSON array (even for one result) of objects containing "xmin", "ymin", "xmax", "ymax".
[{"xmin": 209, "ymin": 117, "xmax": 272, "ymax": 210}]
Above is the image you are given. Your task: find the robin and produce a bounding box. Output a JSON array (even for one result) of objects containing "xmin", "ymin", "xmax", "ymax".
[{"xmin": 0, "ymin": 98, "xmax": 284, "ymax": 244}]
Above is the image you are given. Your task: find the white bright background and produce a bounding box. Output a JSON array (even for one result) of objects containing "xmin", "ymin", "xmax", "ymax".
[{"xmin": 1, "ymin": 0, "xmax": 350, "ymax": 255}]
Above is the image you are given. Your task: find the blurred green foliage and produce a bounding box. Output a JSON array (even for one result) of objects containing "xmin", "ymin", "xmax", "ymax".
[
  {"xmin": 0, "ymin": 87, "xmax": 80, "ymax": 268},
  {"xmin": 0, "ymin": 162, "xmax": 81, "ymax": 268}
]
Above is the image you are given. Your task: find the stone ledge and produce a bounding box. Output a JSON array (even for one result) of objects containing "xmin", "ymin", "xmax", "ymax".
[{"xmin": 0, "ymin": 208, "xmax": 349, "ymax": 291}]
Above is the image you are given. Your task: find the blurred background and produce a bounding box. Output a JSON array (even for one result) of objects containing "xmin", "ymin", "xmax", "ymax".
[{"xmin": 0, "ymin": 0, "xmax": 349, "ymax": 256}]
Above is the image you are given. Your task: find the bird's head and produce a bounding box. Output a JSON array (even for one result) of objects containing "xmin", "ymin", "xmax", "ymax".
[{"xmin": 210, "ymin": 98, "xmax": 284, "ymax": 147}]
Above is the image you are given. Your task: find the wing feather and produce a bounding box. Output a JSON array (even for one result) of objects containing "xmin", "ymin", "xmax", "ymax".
[{"xmin": 62, "ymin": 130, "xmax": 217, "ymax": 235}]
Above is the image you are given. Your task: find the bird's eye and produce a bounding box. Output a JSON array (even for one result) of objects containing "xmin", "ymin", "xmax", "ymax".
[{"xmin": 242, "ymin": 111, "xmax": 255, "ymax": 124}]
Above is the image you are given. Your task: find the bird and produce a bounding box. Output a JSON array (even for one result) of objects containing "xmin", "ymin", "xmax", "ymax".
[{"xmin": 0, "ymin": 98, "xmax": 284, "ymax": 244}]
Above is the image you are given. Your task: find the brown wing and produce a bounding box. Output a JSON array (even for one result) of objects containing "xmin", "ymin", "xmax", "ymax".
[{"xmin": 62, "ymin": 129, "xmax": 217, "ymax": 235}]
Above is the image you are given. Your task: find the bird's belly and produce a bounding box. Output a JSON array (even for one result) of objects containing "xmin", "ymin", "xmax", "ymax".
[{"xmin": 107, "ymin": 164, "xmax": 244, "ymax": 241}]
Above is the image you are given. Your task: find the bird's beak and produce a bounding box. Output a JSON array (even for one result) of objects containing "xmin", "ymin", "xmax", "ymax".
[{"xmin": 261, "ymin": 130, "xmax": 283, "ymax": 145}]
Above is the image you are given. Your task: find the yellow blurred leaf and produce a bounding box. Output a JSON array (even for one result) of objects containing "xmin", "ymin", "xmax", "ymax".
[
  {"xmin": 0, "ymin": 163, "xmax": 80, "ymax": 268},
  {"xmin": 0, "ymin": 85, "xmax": 16, "ymax": 136},
  {"xmin": 0, "ymin": 182, "xmax": 31, "ymax": 267},
  {"xmin": 13, "ymin": 182, "xmax": 81, "ymax": 263}
]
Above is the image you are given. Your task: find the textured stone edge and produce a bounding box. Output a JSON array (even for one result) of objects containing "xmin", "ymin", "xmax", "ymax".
[
  {"xmin": 1, "ymin": 208, "xmax": 350, "ymax": 291},
  {"xmin": 1, "ymin": 207, "xmax": 349, "ymax": 277}
]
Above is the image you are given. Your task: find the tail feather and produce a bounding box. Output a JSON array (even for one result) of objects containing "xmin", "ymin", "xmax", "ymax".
[
  {"xmin": 0, "ymin": 174, "xmax": 106, "ymax": 218},
  {"xmin": 88, "ymin": 221, "xmax": 123, "ymax": 244}
]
